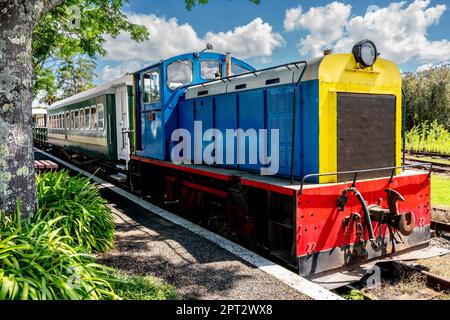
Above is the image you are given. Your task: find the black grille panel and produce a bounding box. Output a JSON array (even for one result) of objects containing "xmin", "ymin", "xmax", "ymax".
[{"xmin": 337, "ymin": 93, "xmax": 396, "ymax": 182}]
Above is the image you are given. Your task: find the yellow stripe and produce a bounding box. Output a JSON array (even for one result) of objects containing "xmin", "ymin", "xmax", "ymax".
[
  {"xmin": 318, "ymin": 54, "xmax": 402, "ymax": 183},
  {"xmin": 48, "ymin": 132, "xmax": 106, "ymax": 146}
]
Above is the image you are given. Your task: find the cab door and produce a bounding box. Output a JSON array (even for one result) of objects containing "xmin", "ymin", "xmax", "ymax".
[{"xmin": 139, "ymin": 67, "xmax": 164, "ymax": 159}]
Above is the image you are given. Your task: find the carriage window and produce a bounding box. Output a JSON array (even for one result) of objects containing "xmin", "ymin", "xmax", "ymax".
[
  {"xmin": 74, "ymin": 110, "xmax": 79, "ymax": 130},
  {"xmin": 70, "ymin": 111, "xmax": 74, "ymax": 129},
  {"xmin": 91, "ymin": 106, "xmax": 97, "ymax": 130},
  {"xmin": 66, "ymin": 112, "xmax": 69, "ymax": 129},
  {"xmin": 201, "ymin": 60, "xmax": 222, "ymax": 80},
  {"xmin": 85, "ymin": 108, "xmax": 90, "ymax": 130},
  {"xmin": 143, "ymin": 69, "xmax": 160, "ymax": 104},
  {"xmin": 231, "ymin": 63, "xmax": 250, "ymax": 76},
  {"xmin": 80, "ymin": 110, "xmax": 84, "ymax": 130},
  {"xmin": 58, "ymin": 114, "xmax": 62, "ymax": 129},
  {"xmin": 97, "ymin": 104, "xmax": 104, "ymax": 130},
  {"xmin": 167, "ymin": 60, "xmax": 193, "ymax": 90}
]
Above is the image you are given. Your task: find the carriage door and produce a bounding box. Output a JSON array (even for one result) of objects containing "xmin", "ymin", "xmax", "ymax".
[{"xmin": 115, "ymin": 85, "xmax": 130, "ymax": 162}]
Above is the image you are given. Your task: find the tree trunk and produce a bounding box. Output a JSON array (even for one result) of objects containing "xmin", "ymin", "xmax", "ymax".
[
  {"xmin": 0, "ymin": 0, "xmax": 64, "ymax": 217},
  {"xmin": 0, "ymin": 1, "xmax": 40, "ymax": 217}
]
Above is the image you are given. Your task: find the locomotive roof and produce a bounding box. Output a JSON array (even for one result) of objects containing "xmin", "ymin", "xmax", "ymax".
[
  {"xmin": 48, "ymin": 74, "xmax": 133, "ymax": 111},
  {"xmin": 133, "ymin": 51, "xmax": 255, "ymax": 75}
]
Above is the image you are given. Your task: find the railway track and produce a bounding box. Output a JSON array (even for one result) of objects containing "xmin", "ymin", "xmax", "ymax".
[
  {"xmin": 405, "ymin": 151, "xmax": 450, "ymax": 174},
  {"xmin": 407, "ymin": 151, "xmax": 450, "ymax": 159},
  {"xmin": 405, "ymin": 158, "xmax": 450, "ymax": 174},
  {"xmin": 431, "ymin": 220, "xmax": 450, "ymax": 234},
  {"xmin": 334, "ymin": 260, "xmax": 450, "ymax": 300}
]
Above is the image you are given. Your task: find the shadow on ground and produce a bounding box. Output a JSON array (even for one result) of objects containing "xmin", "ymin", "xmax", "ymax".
[{"xmin": 97, "ymin": 188, "xmax": 308, "ymax": 300}]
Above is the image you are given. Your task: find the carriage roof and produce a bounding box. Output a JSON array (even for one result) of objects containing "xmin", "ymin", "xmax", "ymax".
[{"xmin": 48, "ymin": 74, "xmax": 133, "ymax": 111}]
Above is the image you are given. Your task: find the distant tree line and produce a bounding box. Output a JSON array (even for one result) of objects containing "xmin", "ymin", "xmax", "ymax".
[{"xmin": 403, "ymin": 64, "xmax": 450, "ymax": 131}]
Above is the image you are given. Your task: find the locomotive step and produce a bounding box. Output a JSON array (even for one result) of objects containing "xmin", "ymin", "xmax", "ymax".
[
  {"xmin": 109, "ymin": 173, "xmax": 128, "ymax": 183},
  {"xmin": 116, "ymin": 163, "xmax": 128, "ymax": 171}
]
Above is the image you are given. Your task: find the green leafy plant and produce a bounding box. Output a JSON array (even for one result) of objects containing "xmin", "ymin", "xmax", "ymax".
[
  {"xmin": 34, "ymin": 170, "xmax": 115, "ymax": 252},
  {"xmin": 0, "ymin": 211, "xmax": 117, "ymax": 300},
  {"xmin": 406, "ymin": 121, "xmax": 450, "ymax": 155}
]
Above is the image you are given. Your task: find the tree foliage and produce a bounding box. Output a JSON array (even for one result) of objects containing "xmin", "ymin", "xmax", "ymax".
[
  {"xmin": 403, "ymin": 64, "xmax": 450, "ymax": 130},
  {"xmin": 32, "ymin": 0, "xmax": 149, "ymax": 98},
  {"xmin": 184, "ymin": 0, "xmax": 260, "ymax": 11},
  {"xmin": 33, "ymin": 0, "xmax": 261, "ymax": 101},
  {"xmin": 56, "ymin": 57, "xmax": 96, "ymax": 99}
]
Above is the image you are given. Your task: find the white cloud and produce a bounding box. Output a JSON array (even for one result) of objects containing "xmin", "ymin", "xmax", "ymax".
[
  {"xmin": 416, "ymin": 63, "xmax": 433, "ymax": 72},
  {"xmin": 104, "ymin": 14, "xmax": 284, "ymax": 63},
  {"xmin": 283, "ymin": 6, "xmax": 303, "ymax": 32},
  {"xmin": 100, "ymin": 61, "xmax": 142, "ymax": 82},
  {"xmin": 416, "ymin": 61, "xmax": 450, "ymax": 72},
  {"xmin": 284, "ymin": 0, "xmax": 450, "ymax": 64},
  {"xmin": 204, "ymin": 18, "xmax": 285, "ymax": 59}
]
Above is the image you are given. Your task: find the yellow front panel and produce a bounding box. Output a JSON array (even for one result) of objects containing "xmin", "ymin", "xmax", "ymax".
[{"xmin": 318, "ymin": 54, "xmax": 402, "ymax": 183}]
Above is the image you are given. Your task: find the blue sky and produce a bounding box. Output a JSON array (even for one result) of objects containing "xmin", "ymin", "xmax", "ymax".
[{"xmin": 95, "ymin": 0, "xmax": 450, "ymax": 84}]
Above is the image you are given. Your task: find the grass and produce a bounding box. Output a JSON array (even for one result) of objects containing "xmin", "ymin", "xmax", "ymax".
[
  {"xmin": 431, "ymin": 175, "xmax": 450, "ymax": 209},
  {"xmin": 341, "ymin": 289, "xmax": 365, "ymax": 300},
  {"xmin": 406, "ymin": 121, "xmax": 450, "ymax": 155},
  {"xmin": 111, "ymin": 271, "xmax": 179, "ymax": 300}
]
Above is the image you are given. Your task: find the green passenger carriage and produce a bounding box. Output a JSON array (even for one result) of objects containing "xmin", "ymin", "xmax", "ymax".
[{"xmin": 47, "ymin": 75, "xmax": 133, "ymax": 164}]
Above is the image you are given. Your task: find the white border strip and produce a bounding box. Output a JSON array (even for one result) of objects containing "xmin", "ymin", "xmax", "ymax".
[{"xmin": 36, "ymin": 149, "xmax": 343, "ymax": 300}]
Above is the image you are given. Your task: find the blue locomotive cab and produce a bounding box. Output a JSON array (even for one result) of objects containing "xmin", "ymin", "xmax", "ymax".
[{"xmin": 134, "ymin": 51, "xmax": 254, "ymax": 160}]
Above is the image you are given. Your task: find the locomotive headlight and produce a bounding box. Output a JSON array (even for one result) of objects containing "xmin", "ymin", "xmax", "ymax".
[{"xmin": 352, "ymin": 40, "xmax": 378, "ymax": 67}]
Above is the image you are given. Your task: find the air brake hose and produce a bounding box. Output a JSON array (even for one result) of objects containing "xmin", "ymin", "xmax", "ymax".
[
  {"xmin": 353, "ymin": 189, "xmax": 376, "ymax": 242},
  {"xmin": 341, "ymin": 187, "xmax": 379, "ymax": 251}
]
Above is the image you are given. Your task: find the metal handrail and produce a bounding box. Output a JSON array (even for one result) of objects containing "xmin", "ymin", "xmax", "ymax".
[
  {"xmin": 299, "ymin": 162, "xmax": 433, "ymax": 195},
  {"xmin": 185, "ymin": 60, "xmax": 308, "ymax": 88}
]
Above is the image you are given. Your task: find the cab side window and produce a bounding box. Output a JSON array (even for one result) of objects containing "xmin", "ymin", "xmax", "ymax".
[
  {"xmin": 231, "ymin": 63, "xmax": 250, "ymax": 76},
  {"xmin": 167, "ymin": 60, "xmax": 193, "ymax": 90},
  {"xmin": 143, "ymin": 69, "xmax": 160, "ymax": 103},
  {"xmin": 201, "ymin": 60, "xmax": 222, "ymax": 80}
]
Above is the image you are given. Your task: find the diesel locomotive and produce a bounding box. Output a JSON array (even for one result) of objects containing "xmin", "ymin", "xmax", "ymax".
[{"xmin": 41, "ymin": 40, "xmax": 431, "ymax": 276}]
